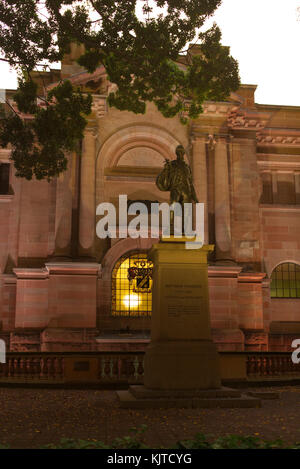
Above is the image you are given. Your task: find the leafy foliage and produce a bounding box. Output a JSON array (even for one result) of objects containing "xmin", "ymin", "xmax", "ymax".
[
  {"xmin": 2, "ymin": 426, "xmax": 300, "ymax": 449},
  {"xmin": 0, "ymin": 80, "xmax": 91, "ymax": 180},
  {"xmin": 42, "ymin": 438, "xmax": 110, "ymax": 449},
  {"xmin": 42, "ymin": 425, "xmax": 148, "ymax": 449},
  {"xmin": 0, "ymin": 443, "xmax": 9, "ymax": 450},
  {"xmin": 175, "ymin": 434, "xmax": 286, "ymax": 450},
  {"xmin": 0, "ymin": 1, "xmax": 240, "ymax": 179}
]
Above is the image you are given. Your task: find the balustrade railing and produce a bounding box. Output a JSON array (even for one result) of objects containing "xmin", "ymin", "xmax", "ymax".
[
  {"xmin": 0, "ymin": 352, "xmax": 299, "ymax": 384},
  {"xmin": 99, "ymin": 355, "xmax": 144, "ymax": 383},
  {"xmin": 0, "ymin": 353, "xmax": 145, "ymax": 384},
  {"xmin": 0, "ymin": 355, "xmax": 65, "ymax": 381},
  {"xmin": 246, "ymin": 354, "xmax": 300, "ymax": 378}
]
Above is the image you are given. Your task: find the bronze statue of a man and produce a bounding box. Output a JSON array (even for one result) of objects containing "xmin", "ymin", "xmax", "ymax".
[{"xmin": 156, "ymin": 145, "xmax": 198, "ymax": 205}]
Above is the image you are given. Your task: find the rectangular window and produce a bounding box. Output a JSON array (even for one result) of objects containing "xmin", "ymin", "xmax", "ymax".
[
  {"xmin": 276, "ymin": 173, "xmax": 296, "ymax": 205},
  {"xmin": 0, "ymin": 163, "xmax": 10, "ymax": 195},
  {"xmin": 260, "ymin": 172, "xmax": 273, "ymax": 204}
]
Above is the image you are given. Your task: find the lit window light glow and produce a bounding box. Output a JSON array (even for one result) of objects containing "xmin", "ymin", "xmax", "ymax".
[{"xmin": 123, "ymin": 294, "xmax": 140, "ymax": 309}]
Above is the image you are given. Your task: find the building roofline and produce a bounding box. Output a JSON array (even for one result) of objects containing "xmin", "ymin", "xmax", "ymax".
[{"xmin": 256, "ymin": 103, "xmax": 300, "ymax": 111}]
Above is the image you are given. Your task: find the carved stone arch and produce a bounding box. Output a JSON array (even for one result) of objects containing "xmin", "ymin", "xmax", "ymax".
[
  {"xmin": 95, "ymin": 125, "xmax": 183, "ymax": 203},
  {"xmin": 97, "ymin": 124, "xmax": 181, "ymax": 168},
  {"xmin": 268, "ymin": 259, "xmax": 300, "ymax": 278},
  {"xmin": 101, "ymin": 237, "xmax": 158, "ymax": 281},
  {"xmin": 269, "ymin": 260, "xmax": 300, "ymax": 299}
]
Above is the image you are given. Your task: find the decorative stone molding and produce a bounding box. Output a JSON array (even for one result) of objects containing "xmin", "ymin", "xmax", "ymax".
[
  {"xmin": 191, "ymin": 132, "xmax": 231, "ymax": 148},
  {"xmin": 244, "ymin": 331, "xmax": 268, "ymax": 346},
  {"xmin": 257, "ymin": 155, "xmax": 300, "ymax": 171},
  {"xmin": 228, "ymin": 107, "xmax": 270, "ymax": 130},
  {"xmin": 0, "ymin": 149, "xmax": 11, "ymax": 161},
  {"xmin": 206, "ymin": 134, "xmax": 217, "ymax": 150},
  {"xmin": 91, "ymin": 94, "xmax": 107, "ymax": 119},
  {"xmin": 257, "ymin": 131, "xmax": 300, "ymax": 146},
  {"xmin": 202, "ymin": 102, "xmax": 234, "ymax": 116},
  {"xmin": 85, "ymin": 124, "xmax": 98, "ymax": 138}
]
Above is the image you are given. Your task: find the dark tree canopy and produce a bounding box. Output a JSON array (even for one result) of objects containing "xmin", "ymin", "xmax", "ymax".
[{"xmin": 0, "ymin": 0, "xmax": 240, "ymax": 180}]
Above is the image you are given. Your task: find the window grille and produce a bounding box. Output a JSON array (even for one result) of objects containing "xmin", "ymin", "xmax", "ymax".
[
  {"xmin": 270, "ymin": 263, "xmax": 300, "ymax": 298},
  {"xmin": 111, "ymin": 251, "xmax": 153, "ymax": 317}
]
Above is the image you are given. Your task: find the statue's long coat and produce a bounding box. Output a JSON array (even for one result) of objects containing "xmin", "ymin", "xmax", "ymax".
[{"xmin": 156, "ymin": 159, "xmax": 198, "ymax": 204}]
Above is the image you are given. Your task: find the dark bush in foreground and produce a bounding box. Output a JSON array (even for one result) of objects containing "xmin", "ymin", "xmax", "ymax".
[{"xmin": 1, "ymin": 426, "xmax": 300, "ymax": 449}]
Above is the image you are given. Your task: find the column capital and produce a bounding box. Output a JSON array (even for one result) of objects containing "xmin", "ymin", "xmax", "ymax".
[
  {"xmin": 190, "ymin": 133, "xmax": 207, "ymax": 145},
  {"xmin": 229, "ymin": 128, "xmax": 258, "ymax": 141},
  {"xmin": 85, "ymin": 118, "xmax": 99, "ymax": 138},
  {"xmin": 191, "ymin": 132, "xmax": 231, "ymax": 147},
  {"xmin": 215, "ymin": 134, "xmax": 231, "ymax": 144}
]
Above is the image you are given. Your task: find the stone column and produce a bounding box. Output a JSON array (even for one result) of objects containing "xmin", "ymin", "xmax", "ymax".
[
  {"xmin": 295, "ymin": 171, "xmax": 300, "ymax": 204},
  {"xmin": 272, "ymin": 171, "xmax": 279, "ymax": 204},
  {"xmin": 192, "ymin": 137, "xmax": 208, "ymax": 243},
  {"xmin": 231, "ymin": 131, "xmax": 261, "ymax": 267},
  {"xmin": 54, "ymin": 155, "xmax": 73, "ymax": 257},
  {"xmin": 79, "ymin": 127, "xmax": 97, "ymax": 259},
  {"xmin": 214, "ymin": 136, "xmax": 232, "ymax": 260}
]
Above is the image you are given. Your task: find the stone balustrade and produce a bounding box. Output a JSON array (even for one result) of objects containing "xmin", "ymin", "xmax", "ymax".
[
  {"xmin": 0, "ymin": 352, "xmax": 299, "ymax": 384},
  {"xmin": 0, "ymin": 355, "xmax": 65, "ymax": 381},
  {"xmin": 246, "ymin": 353, "xmax": 300, "ymax": 378},
  {"xmin": 0, "ymin": 353, "xmax": 145, "ymax": 384}
]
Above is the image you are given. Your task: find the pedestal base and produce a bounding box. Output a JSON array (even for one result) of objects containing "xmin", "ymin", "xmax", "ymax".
[
  {"xmin": 144, "ymin": 340, "xmax": 221, "ymax": 390},
  {"xmin": 117, "ymin": 385, "xmax": 261, "ymax": 409}
]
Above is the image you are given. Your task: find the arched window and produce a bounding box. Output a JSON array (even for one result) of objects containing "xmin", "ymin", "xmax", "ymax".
[
  {"xmin": 111, "ymin": 252, "xmax": 153, "ymax": 317},
  {"xmin": 270, "ymin": 263, "xmax": 300, "ymax": 298}
]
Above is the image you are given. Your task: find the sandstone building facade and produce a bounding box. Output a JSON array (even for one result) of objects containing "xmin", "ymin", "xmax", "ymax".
[{"xmin": 1, "ymin": 48, "xmax": 300, "ymax": 353}]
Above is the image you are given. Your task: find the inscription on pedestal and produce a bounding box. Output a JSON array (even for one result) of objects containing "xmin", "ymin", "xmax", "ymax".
[{"xmin": 164, "ymin": 283, "xmax": 203, "ymax": 318}]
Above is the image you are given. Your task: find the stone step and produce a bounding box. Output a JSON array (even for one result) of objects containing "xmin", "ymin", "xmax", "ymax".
[
  {"xmin": 246, "ymin": 390, "xmax": 280, "ymax": 400},
  {"xmin": 117, "ymin": 390, "xmax": 261, "ymax": 409},
  {"xmin": 129, "ymin": 385, "xmax": 242, "ymax": 399}
]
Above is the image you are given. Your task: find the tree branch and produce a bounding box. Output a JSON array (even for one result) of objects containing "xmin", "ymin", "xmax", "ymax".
[{"xmin": 0, "ymin": 57, "xmax": 50, "ymax": 68}]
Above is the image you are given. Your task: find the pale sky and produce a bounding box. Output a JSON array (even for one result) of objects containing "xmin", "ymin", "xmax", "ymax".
[{"xmin": 0, "ymin": 0, "xmax": 299, "ymax": 106}]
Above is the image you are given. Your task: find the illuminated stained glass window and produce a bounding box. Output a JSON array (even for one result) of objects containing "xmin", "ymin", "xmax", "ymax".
[
  {"xmin": 111, "ymin": 252, "xmax": 153, "ymax": 317},
  {"xmin": 270, "ymin": 263, "xmax": 300, "ymax": 298}
]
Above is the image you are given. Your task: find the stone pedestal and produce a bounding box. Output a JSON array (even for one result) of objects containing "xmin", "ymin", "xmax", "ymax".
[
  {"xmin": 118, "ymin": 238, "xmax": 261, "ymax": 408},
  {"xmin": 144, "ymin": 239, "xmax": 220, "ymax": 390}
]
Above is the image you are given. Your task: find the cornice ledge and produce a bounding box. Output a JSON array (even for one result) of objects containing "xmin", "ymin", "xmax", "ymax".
[
  {"xmin": 202, "ymin": 101, "xmax": 235, "ymax": 116},
  {"xmin": 238, "ymin": 272, "xmax": 267, "ymax": 283},
  {"xmin": 13, "ymin": 268, "xmax": 49, "ymax": 280},
  {"xmin": 45, "ymin": 262, "xmax": 101, "ymax": 276},
  {"xmin": 228, "ymin": 107, "xmax": 271, "ymax": 131},
  {"xmin": 257, "ymin": 129, "xmax": 300, "ymax": 146},
  {"xmin": 208, "ymin": 265, "xmax": 243, "ymax": 277}
]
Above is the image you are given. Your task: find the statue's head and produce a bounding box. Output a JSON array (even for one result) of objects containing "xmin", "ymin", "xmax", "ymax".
[{"xmin": 176, "ymin": 145, "xmax": 185, "ymax": 160}]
